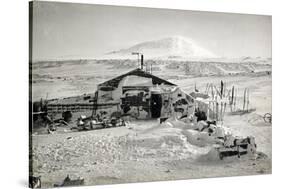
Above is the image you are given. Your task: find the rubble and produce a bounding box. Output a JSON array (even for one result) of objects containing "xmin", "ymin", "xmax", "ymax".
[{"xmin": 71, "ymin": 113, "xmax": 126, "ymax": 131}]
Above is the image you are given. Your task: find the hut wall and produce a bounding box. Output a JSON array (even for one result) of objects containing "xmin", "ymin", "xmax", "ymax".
[
  {"xmin": 97, "ymin": 78, "xmax": 125, "ymax": 104},
  {"xmin": 160, "ymin": 87, "xmax": 195, "ymax": 118}
]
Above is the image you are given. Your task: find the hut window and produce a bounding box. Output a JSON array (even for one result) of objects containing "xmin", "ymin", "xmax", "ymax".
[{"xmin": 178, "ymin": 93, "xmax": 182, "ymax": 97}]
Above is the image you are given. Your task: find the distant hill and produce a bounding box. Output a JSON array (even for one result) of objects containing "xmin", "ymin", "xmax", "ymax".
[
  {"xmin": 103, "ymin": 36, "xmax": 271, "ymax": 65},
  {"xmin": 105, "ymin": 36, "xmax": 217, "ymax": 60}
]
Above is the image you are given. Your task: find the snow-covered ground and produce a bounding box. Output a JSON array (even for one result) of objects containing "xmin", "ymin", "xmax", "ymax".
[
  {"xmin": 31, "ymin": 58, "xmax": 272, "ymax": 187},
  {"xmin": 31, "ymin": 59, "xmax": 271, "ymax": 101},
  {"xmin": 31, "ymin": 115, "xmax": 271, "ymax": 187}
]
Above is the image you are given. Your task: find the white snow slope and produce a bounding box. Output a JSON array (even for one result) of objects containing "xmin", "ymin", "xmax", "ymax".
[{"xmin": 105, "ymin": 36, "xmax": 217, "ymax": 59}]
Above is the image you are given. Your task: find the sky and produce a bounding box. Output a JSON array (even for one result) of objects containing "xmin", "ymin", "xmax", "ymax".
[{"xmin": 31, "ymin": 1, "xmax": 272, "ymax": 60}]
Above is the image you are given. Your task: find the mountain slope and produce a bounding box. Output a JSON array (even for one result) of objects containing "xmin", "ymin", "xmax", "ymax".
[{"xmin": 105, "ymin": 36, "xmax": 217, "ymax": 59}]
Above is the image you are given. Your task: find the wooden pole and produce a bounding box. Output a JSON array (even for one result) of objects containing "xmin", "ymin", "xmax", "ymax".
[
  {"xmin": 214, "ymin": 86, "xmax": 221, "ymax": 99},
  {"xmin": 223, "ymin": 82, "xmax": 226, "ymax": 98},
  {"xmin": 220, "ymin": 102, "xmax": 223, "ymax": 121},
  {"xmin": 208, "ymin": 101, "xmax": 210, "ymax": 119},
  {"xmin": 222, "ymin": 102, "xmax": 227, "ymax": 122},
  {"xmin": 216, "ymin": 101, "xmax": 219, "ymax": 121},
  {"xmin": 220, "ymin": 80, "xmax": 224, "ymax": 99},
  {"xmin": 91, "ymin": 91, "xmax": 98, "ymax": 117},
  {"xmin": 211, "ymin": 84, "xmax": 214, "ymax": 100},
  {"xmin": 231, "ymin": 86, "xmax": 234, "ymax": 104},
  {"xmin": 247, "ymin": 88, "xmax": 250, "ymax": 112},
  {"xmin": 231, "ymin": 86, "xmax": 234, "ymax": 112},
  {"xmin": 243, "ymin": 88, "xmax": 246, "ymax": 111},
  {"xmin": 233, "ymin": 89, "xmax": 235, "ymax": 111}
]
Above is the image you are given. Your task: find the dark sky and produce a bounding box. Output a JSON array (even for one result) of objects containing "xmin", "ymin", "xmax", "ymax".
[{"xmin": 32, "ymin": 1, "xmax": 272, "ymax": 60}]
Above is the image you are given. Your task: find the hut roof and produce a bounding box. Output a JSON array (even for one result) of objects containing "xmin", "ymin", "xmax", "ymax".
[{"xmin": 98, "ymin": 68, "xmax": 176, "ymax": 88}]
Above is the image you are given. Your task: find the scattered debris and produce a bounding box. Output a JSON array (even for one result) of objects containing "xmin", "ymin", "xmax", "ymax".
[
  {"xmin": 255, "ymin": 152, "xmax": 268, "ymax": 160},
  {"xmin": 54, "ymin": 175, "xmax": 84, "ymax": 187},
  {"xmin": 165, "ymin": 169, "xmax": 171, "ymax": 173},
  {"xmin": 263, "ymin": 113, "xmax": 272, "ymax": 123},
  {"xmin": 71, "ymin": 113, "xmax": 126, "ymax": 132},
  {"xmin": 194, "ymin": 108, "xmax": 207, "ymax": 122},
  {"xmin": 160, "ymin": 117, "xmax": 169, "ymax": 124},
  {"xmin": 247, "ymin": 113, "xmax": 272, "ymax": 126}
]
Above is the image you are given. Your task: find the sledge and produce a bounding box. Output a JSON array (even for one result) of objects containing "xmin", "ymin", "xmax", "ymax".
[{"xmin": 214, "ymin": 136, "xmax": 257, "ymax": 160}]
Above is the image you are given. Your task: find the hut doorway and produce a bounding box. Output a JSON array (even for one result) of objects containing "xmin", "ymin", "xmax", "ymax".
[{"xmin": 151, "ymin": 94, "xmax": 162, "ymax": 118}]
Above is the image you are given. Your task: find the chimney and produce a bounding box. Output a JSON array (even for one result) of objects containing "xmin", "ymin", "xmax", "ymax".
[{"xmin": 140, "ymin": 54, "xmax": 144, "ymax": 70}]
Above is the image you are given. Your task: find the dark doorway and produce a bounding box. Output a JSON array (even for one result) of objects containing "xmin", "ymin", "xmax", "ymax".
[{"xmin": 151, "ymin": 94, "xmax": 162, "ymax": 118}]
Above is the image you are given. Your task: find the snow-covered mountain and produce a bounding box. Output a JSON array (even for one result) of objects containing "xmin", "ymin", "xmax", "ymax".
[{"xmin": 105, "ymin": 36, "xmax": 217, "ymax": 60}]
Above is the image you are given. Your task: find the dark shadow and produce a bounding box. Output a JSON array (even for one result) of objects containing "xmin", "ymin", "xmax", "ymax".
[{"xmin": 151, "ymin": 94, "xmax": 162, "ymax": 118}]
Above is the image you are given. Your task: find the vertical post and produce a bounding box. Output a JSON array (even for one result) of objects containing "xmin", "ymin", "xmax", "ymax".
[
  {"xmin": 247, "ymin": 88, "xmax": 250, "ymax": 112},
  {"xmin": 223, "ymin": 82, "xmax": 226, "ymax": 98},
  {"xmin": 216, "ymin": 101, "xmax": 219, "ymax": 121},
  {"xmin": 231, "ymin": 86, "xmax": 234, "ymax": 111},
  {"xmin": 148, "ymin": 98, "xmax": 151, "ymax": 118},
  {"xmin": 92, "ymin": 91, "xmax": 98, "ymax": 117},
  {"xmin": 211, "ymin": 84, "xmax": 214, "ymax": 100},
  {"xmin": 213, "ymin": 101, "xmax": 215, "ymax": 120},
  {"xmin": 220, "ymin": 102, "xmax": 223, "ymax": 121},
  {"xmin": 208, "ymin": 101, "xmax": 210, "ymax": 119},
  {"xmin": 137, "ymin": 54, "xmax": 139, "ymax": 67},
  {"xmin": 234, "ymin": 88, "xmax": 237, "ymax": 111},
  {"xmin": 140, "ymin": 54, "xmax": 144, "ymax": 70},
  {"xmin": 220, "ymin": 80, "xmax": 223, "ymax": 99},
  {"xmin": 243, "ymin": 88, "xmax": 246, "ymax": 111}
]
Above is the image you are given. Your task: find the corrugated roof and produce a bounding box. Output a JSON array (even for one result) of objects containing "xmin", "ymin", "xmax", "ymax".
[{"xmin": 98, "ymin": 68, "xmax": 176, "ymax": 88}]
